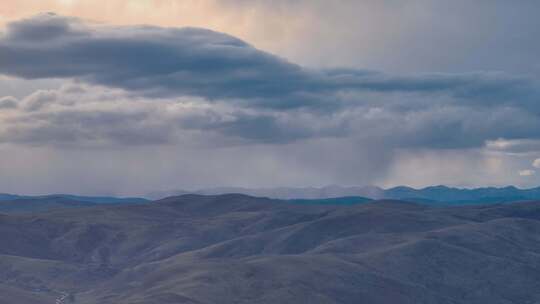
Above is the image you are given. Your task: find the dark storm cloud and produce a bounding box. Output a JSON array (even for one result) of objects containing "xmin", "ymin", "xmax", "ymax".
[
  {"xmin": 4, "ymin": 12, "xmax": 86, "ymax": 41},
  {"xmin": 1, "ymin": 14, "xmax": 540, "ymax": 112},
  {"xmin": 1, "ymin": 14, "xmax": 540, "ymax": 153},
  {"xmin": 0, "ymin": 13, "xmax": 318, "ymax": 108}
]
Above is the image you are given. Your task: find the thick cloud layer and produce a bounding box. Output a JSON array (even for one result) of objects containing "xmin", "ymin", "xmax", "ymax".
[
  {"xmin": 1, "ymin": 81, "xmax": 539, "ymax": 152},
  {"xmin": 0, "ymin": 13, "xmax": 316, "ymax": 108},
  {"xmin": 1, "ymin": 14, "xmax": 540, "ymax": 192},
  {"xmin": 0, "ymin": 14, "xmax": 540, "ymax": 149},
  {"xmin": 2, "ymin": 14, "xmax": 540, "ymax": 111}
]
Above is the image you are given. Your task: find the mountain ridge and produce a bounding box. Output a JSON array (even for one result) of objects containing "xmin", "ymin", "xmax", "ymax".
[
  {"xmin": 146, "ymin": 185, "xmax": 540, "ymax": 204},
  {"xmin": 0, "ymin": 193, "xmax": 149, "ymax": 204},
  {"xmin": 0, "ymin": 194, "xmax": 149, "ymax": 214}
]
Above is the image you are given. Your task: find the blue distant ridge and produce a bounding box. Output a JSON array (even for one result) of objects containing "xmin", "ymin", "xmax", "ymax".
[
  {"xmin": 0, "ymin": 193, "xmax": 148, "ymax": 204},
  {"xmin": 287, "ymin": 196, "xmax": 373, "ymax": 205}
]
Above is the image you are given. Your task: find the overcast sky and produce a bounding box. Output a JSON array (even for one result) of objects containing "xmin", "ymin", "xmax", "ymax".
[{"xmin": 1, "ymin": 1, "xmax": 540, "ymax": 195}]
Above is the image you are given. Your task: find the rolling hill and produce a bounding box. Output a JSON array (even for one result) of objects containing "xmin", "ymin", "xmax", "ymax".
[{"xmin": 0, "ymin": 194, "xmax": 539, "ymax": 303}]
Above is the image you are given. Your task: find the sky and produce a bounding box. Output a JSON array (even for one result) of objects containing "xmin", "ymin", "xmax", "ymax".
[{"xmin": 1, "ymin": 0, "xmax": 540, "ymax": 195}]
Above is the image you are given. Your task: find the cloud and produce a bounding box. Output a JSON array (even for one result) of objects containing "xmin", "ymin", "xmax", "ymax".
[
  {"xmin": 0, "ymin": 83, "xmax": 352, "ymax": 147},
  {"xmin": 1, "ymin": 13, "xmax": 540, "ymax": 193},
  {"xmin": 2, "ymin": 14, "xmax": 540, "ymax": 112},
  {"xmin": 0, "ymin": 96, "xmax": 17, "ymax": 109},
  {"xmin": 21, "ymin": 89, "xmax": 58, "ymax": 111},
  {"xmin": 4, "ymin": 12, "xmax": 85, "ymax": 41},
  {"xmin": 533, "ymin": 159, "xmax": 540, "ymax": 169},
  {"xmin": 519, "ymin": 169, "xmax": 535, "ymax": 176},
  {"xmin": 0, "ymin": 14, "xmax": 539, "ymax": 151},
  {"xmin": 0, "ymin": 13, "xmax": 317, "ymax": 109},
  {"xmin": 2, "ymin": 82, "xmax": 540, "ymax": 152},
  {"xmin": 486, "ymin": 139, "xmax": 540, "ymax": 154},
  {"xmin": 4, "ymin": 1, "xmax": 540, "ymax": 75}
]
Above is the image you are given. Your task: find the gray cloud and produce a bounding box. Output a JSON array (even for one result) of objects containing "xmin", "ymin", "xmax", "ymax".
[
  {"xmin": 0, "ymin": 96, "xmax": 17, "ymax": 109},
  {"xmin": 4, "ymin": 12, "xmax": 86, "ymax": 41},
  {"xmin": 2, "ymin": 14, "xmax": 540, "ymax": 113},
  {"xmin": 22, "ymin": 90, "xmax": 58, "ymax": 111},
  {"xmin": 1, "ymin": 13, "xmax": 540, "ymax": 194},
  {"xmin": 0, "ymin": 84, "xmax": 348, "ymax": 147},
  {"xmin": 0, "ymin": 14, "xmax": 316, "ymax": 108},
  {"xmin": 0, "ymin": 14, "xmax": 539, "ymax": 152},
  {"xmin": 1, "ymin": 82, "xmax": 539, "ymax": 153},
  {"xmin": 485, "ymin": 139, "xmax": 540, "ymax": 154}
]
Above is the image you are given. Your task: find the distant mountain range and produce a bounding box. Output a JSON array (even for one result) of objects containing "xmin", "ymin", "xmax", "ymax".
[
  {"xmin": 0, "ymin": 194, "xmax": 148, "ymax": 214},
  {"xmin": 0, "ymin": 193, "xmax": 148, "ymax": 204},
  {"xmin": 147, "ymin": 185, "xmax": 540, "ymax": 205},
  {"xmin": 3, "ymin": 184, "xmax": 540, "ymax": 214}
]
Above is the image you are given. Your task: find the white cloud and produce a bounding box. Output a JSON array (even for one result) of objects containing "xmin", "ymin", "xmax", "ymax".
[
  {"xmin": 519, "ymin": 169, "xmax": 536, "ymax": 176},
  {"xmin": 533, "ymin": 158, "xmax": 540, "ymax": 168},
  {"xmin": 486, "ymin": 138, "xmax": 540, "ymax": 154}
]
